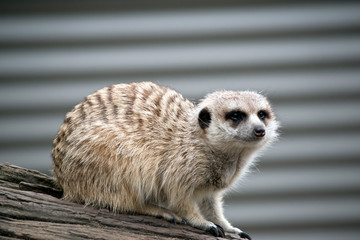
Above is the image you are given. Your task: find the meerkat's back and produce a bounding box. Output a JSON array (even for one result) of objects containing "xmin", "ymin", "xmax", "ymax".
[{"xmin": 52, "ymin": 82, "xmax": 193, "ymax": 206}]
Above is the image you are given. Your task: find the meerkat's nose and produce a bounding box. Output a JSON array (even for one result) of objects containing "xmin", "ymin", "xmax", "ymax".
[{"xmin": 254, "ymin": 126, "xmax": 265, "ymax": 137}]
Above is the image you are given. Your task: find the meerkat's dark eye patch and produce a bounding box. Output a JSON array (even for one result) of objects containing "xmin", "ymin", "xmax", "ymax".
[
  {"xmin": 226, "ymin": 111, "xmax": 247, "ymax": 122},
  {"xmin": 198, "ymin": 108, "xmax": 211, "ymax": 129},
  {"xmin": 258, "ymin": 110, "xmax": 269, "ymax": 120}
]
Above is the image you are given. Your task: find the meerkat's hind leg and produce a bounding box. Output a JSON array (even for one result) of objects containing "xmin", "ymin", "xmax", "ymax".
[{"xmin": 138, "ymin": 204, "xmax": 183, "ymax": 223}]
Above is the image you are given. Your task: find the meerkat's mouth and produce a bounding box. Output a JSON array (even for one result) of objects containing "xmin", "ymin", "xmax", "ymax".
[{"xmin": 234, "ymin": 135, "xmax": 264, "ymax": 143}]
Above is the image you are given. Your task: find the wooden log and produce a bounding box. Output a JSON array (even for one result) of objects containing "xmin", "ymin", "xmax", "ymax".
[{"xmin": 0, "ymin": 163, "xmax": 242, "ymax": 240}]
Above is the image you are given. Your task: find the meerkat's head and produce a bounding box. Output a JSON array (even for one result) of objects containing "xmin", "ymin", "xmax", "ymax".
[{"xmin": 196, "ymin": 91, "xmax": 279, "ymax": 152}]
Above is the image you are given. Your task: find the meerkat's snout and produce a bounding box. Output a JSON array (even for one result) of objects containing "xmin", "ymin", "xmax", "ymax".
[{"xmin": 254, "ymin": 126, "xmax": 265, "ymax": 137}]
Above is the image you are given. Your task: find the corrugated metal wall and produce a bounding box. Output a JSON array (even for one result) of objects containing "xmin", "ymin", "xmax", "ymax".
[{"xmin": 1, "ymin": 1, "xmax": 360, "ymax": 239}]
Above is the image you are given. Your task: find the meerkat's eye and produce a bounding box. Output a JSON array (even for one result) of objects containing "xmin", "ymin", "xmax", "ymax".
[
  {"xmin": 258, "ymin": 110, "xmax": 268, "ymax": 120},
  {"xmin": 226, "ymin": 111, "xmax": 246, "ymax": 122}
]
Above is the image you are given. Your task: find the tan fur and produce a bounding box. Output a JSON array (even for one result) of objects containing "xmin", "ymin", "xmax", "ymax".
[{"xmin": 52, "ymin": 82, "xmax": 279, "ymax": 237}]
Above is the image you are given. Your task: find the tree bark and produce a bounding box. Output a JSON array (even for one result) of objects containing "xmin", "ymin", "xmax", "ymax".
[{"xmin": 0, "ymin": 163, "xmax": 241, "ymax": 240}]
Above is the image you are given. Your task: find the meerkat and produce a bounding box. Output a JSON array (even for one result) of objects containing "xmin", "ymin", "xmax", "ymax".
[{"xmin": 52, "ymin": 81, "xmax": 279, "ymax": 239}]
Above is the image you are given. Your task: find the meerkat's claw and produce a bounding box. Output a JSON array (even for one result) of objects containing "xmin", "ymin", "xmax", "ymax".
[
  {"xmin": 206, "ymin": 224, "xmax": 225, "ymax": 237},
  {"xmin": 239, "ymin": 231, "xmax": 252, "ymax": 240},
  {"xmin": 215, "ymin": 224, "xmax": 225, "ymax": 237}
]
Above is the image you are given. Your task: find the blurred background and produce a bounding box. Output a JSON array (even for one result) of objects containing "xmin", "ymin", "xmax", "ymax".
[{"xmin": 1, "ymin": 1, "xmax": 360, "ymax": 239}]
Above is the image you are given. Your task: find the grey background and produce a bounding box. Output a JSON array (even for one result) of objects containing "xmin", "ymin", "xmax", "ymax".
[{"xmin": 1, "ymin": 1, "xmax": 360, "ymax": 239}]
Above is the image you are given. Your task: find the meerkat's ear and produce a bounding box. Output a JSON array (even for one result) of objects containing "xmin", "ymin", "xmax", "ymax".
[{"xmin": 198, "ymin": 108, "xmax": 211, "ymax": 129}]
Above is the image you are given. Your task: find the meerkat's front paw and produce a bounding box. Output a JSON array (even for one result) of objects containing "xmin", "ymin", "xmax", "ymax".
[
  {"xmin": 238, "ymin": 231, "xmax": 252, "ymax": 240},
  {"xmin": 186, "ymin": 218, "xmax": 225, "ymax": 238},
  {"xmin": 227, "ymin": 227, "xmax": 251, "ymax": 240},
  {"xmin": 206, "ymin": 223, "xmax": 225, "ymax": 237}
]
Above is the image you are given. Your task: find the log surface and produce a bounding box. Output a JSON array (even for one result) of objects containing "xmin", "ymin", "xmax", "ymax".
[{"xmin": 0, "ymin": 163, "xmax": 241, "ymax": 240}]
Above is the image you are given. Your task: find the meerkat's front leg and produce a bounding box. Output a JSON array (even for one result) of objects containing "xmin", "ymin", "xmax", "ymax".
[
  {"xmin": 171, "ymin": 198, "xmax": 225, "ymax": 237},
  {"xmin": 198, "ymin": 193, "xmax": 252, "ymax": 240}
]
